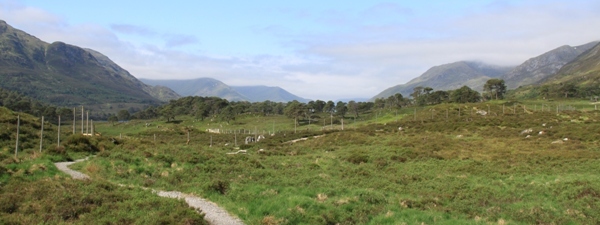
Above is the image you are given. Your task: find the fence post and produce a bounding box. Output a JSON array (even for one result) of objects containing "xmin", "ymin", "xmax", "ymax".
[
  {"xmin": 40, "ymin": 116, "xmax": 44, "ymax": 152},
  {"xmin": 58, "ymin": 115, "xmax": 61, "ymax": 147},
  {"xmin": 15, "ymin": 114, "xmax": 19, "ymax": 158}
]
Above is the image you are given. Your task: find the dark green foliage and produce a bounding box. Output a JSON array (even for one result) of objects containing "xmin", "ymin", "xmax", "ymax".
[
  {"xmin": 450, "ymin": 86, "xmax": 481, "ymax": 103},
  {"xmin": 483, "ymin": 78, "xmax": 507, "ymax": 100},
  {"xmin": 0, "ymin": 21, "xmax": 165, "ymax": 111}
]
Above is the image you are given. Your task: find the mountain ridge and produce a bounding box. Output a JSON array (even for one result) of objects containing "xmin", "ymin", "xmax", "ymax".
[
  {"xmin": 0, "ymin": 20, "xmax": 179, "ymax": 107},
  {"xmin": 140, "ymin": 78, "xmax": 309, "ymax": 103},
  {"xmin": 501, "ymin": 41, "xmax": 599, "ymax": 89},
  {"xmin": 371, "ymin": 61, "xmax": 513, "ymax": 100}
]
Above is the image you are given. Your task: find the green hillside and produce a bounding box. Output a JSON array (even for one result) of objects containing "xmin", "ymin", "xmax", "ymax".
[
  {"xmin": 0, "ymin": 20, "xmax": 166, "ymax": 107},
  {"xmin": 0, "ymin": 107, "xmax": 207, "ymax": 224}
]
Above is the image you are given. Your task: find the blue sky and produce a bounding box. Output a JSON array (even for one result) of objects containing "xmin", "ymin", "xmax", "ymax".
[{"xmin": 2, "ymin": 0, "xmax": 600, "ymax": 101}]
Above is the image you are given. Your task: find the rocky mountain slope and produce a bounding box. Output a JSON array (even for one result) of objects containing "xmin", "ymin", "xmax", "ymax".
[
  {"xmin": 371, "ymin": 61, "xmax": 512, "ymax": 100},
  {"xmin": 501, "ymin": 41, "xmax": 598, "ymax": 89}
]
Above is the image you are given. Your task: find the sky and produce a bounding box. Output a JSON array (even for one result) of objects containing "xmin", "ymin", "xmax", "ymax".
[{"xmin": 1, "ymin": 0, "xmax": 600, "ymax": 101}]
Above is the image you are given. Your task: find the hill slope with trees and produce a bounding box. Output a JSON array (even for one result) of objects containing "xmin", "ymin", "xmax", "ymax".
[{"xmin": 0, "ymin": 20, "xmax": 176, "ymax": 106}]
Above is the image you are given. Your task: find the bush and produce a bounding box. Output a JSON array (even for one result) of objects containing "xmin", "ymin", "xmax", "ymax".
[{"xmin": 63, "ymin": 135, "xmax": 99, "ymax": 153}]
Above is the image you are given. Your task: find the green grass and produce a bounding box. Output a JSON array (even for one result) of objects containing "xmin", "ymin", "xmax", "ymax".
[
  {"xmin": 74, "ymin": 101, "xmax": 600, "ymax": 224},
  {"xmin": 0, "ymin": 106, "xmax": 208, "ymax": 224}
]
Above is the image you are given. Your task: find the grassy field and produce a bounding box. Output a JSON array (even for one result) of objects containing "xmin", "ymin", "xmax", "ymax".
[
  {"xmin": 0, "ymin": 106, "xmax": 207, "ymax": 224},
  {"xmin": 66, "ymin": 101, "xmax": 600, "ymax": 224}
]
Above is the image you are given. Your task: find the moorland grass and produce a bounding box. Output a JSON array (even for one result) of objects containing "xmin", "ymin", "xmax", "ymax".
[
  {"xmin": 77, "ymin": 101, "xmax": 600, "ymax": 224},
  {"xmin": 0, "ymin": 106, "xmax": 208, "ymax": 224}
]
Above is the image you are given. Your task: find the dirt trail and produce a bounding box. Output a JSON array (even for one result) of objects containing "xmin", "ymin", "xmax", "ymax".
[{"xmin": 54, "ymin": 158, "xmax": 245, "ymax": 225}]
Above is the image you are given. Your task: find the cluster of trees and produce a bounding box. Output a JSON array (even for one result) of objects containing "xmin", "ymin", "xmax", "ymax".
[
  {"xmin": 535, "ymin": 82, "xmax": 600, "ymax": 100},
  {"xmin": 0, "ymin": 88, "xmax": 72, "ymax": 122},
  {"xmin": 132, "ymin": 96, "xmax": 379, "ymax": 124},
  {"xmin": 132, "ymin": 79, "xmax": 511, "ymax": 125},
  {"xmin": 372, "ymin": 79, "xmax": 508, "ymax": 108}
]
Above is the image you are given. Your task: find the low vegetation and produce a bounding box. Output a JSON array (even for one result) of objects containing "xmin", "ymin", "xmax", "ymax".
[
  {"xmin": 66, "ymin": 100, "xmax": 600, "ymax": 224},
  {"xmin": 0, "ymin": 106, "xmax": 207, "ymax": 224}
]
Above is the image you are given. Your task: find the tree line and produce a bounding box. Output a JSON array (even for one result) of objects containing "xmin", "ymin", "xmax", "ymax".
[{"xmin": 0, "ymin": 88, "xmax": 72, "ymax": 123}]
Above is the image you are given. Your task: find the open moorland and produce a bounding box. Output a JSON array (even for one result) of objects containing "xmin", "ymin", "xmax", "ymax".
[{"xmin": 52, "ymin": 100, "xmax": 600, "ymax": 224}]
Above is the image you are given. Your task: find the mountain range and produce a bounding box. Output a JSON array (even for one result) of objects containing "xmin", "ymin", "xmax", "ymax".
[
  {"xmin": 0, "ymin": 20, "xmax": 179, "ymax": 108},
  {"xmin": 1, "ymin": 19, "xmax": 598, "ymax": 108},
  {"xmin": 140, "ymin": 78, "xmax": 310, "ymax": 103},
  {"xmin": 371, "ymin": 41, "xmax": 599, "ymax": 100}
]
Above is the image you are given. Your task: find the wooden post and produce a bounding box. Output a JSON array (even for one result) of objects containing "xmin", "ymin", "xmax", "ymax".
[
  {"xmin": 73, "ymin": 107, "xmax": 76, "ymax": 134},
  {"xmin": 39, "ymin": 116, "xmax": 44, "ymax": 152},
  {"xmin": 556, "ymin": 105, "xmax": 559, "ymax": 113},
  {"xmin": 341, "ymin": 118, "xmax": 344, "ymax": 130},
  {"xmin": 81, "ymin": 106, "xmax": 84, "ymax": 134},
  {"xmin": 210, "ymin": 136, "xmax": 212, "ymax": 147},
  {"xmin": 58, "ymin": 115, "xmax": 61, "ymax": 147},
  {"xmin": 458, "ymin": 107, "xmax": 461, "ymax": 117},
  {"xmin": 330, "ymin": 113, "xmax": 333, "ymax": 129},
  {"xmin": 187, "ymin": 130, "xmax": 190, "ymax": 145},
  {"xmin": 91, "ymin": 120, "xmax": 94, "ymax": 136},
  {"xmin": 15, "ymin": 114, "xmax": 19, "ymax": 158},
  {"xmin": 154, "ymin": 134, "xmax": 156, "ymax": 142},
  {"xmin": 86, "ymin": 111, "xmax": 89, "ymax": 134}
]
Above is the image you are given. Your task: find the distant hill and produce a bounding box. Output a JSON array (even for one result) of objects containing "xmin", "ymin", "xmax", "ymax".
[
  {"xmin": 501, "ymin": 41, "xmax": 598, "ymax": 89},
  {"xmin": 0, "ymin": 20, "xmax": 177, "ymax": 107},
  {"xmin": 232, "ymin": 86, "xmax": 309, "ymax": 103},
  {"xmin": 371, "ymin": 61, "xmax": 512, "ymax": 100},
  {"xmin": 140, "ymin": 78, "xmax": 309, "ymax": 102},
  {"xmin": 140, "ymin": 78, "xmax": 249, "ymax": 102}
]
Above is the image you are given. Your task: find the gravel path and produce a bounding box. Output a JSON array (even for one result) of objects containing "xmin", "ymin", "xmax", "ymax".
[
  {"xmin": 54, "ymin": 157, "xmax": 90, "ymax": 180},
  {"xmin": 54, "ymin": 158, "xmax": 245, "ymax": 225}
]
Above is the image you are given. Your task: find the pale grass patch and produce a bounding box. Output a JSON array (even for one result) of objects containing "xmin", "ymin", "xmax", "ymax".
[
  {"xmin": 85, "ymin": 164, "xmax": 99, "ymax": 173},
  {"xmin": 261, "ymin": 215, "xmax": 285, "ymax": 225},
  {"xmin": 385, "ymin": 210, "xmax": 394, "ymax": 217},
  {"xmin": 160, "ymin": 171, "xmax": 169, "ymax": 177},
  {"xmin": 260, "ymin": 189, "xmax": 278, "ymax": 196},
  {"xmin": 316, "ymin": 193, "xmax": 328, "ymax": 202},
  {"xmin": 335, "ymin": 197, "xmax": 351, "ymax": 206},
  {"xmin": 497, "ymin": 218, "xmax": 506, "ymax": 225}
]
